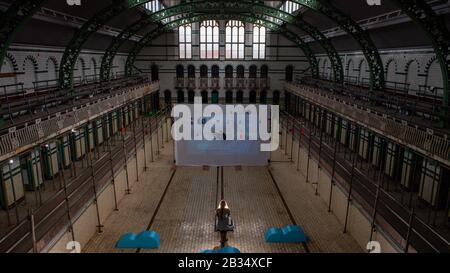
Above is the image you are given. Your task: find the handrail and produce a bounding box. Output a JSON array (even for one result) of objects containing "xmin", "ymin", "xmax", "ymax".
[
  {"xmin": 285, "ymin": 82, "xmax": 450, "ymax": 166},
  {"xmin": 0, "ymin": 81, "xmax": 160, "ymax": 162}
]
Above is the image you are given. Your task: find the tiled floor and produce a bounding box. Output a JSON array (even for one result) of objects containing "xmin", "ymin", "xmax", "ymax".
[{"xmin": 83, "ymin": 140, "xmax": 362, "ymax": 253}]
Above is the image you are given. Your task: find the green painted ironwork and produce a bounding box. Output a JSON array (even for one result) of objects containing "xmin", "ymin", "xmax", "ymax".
[
  {"xmin": 101, "ymin": 0, "xmax": 343, "ymax": 83},
  {"xmin": 290, "ymin": 0, "xmax": 384, "ymax": 93},
  {"xmin": 123, "ymin": 14, "xmax": 318, "ymax": 78},
  {"xmin": 0, "ymin": 0, "xmax": 47, "ymax": 72},
  {"xmin": 58, "ymin": 0, "xmax": 130, "ymax": 89},
  {"xmin": 391, "ymin": 0, "xmax": 449, "ymax": 127}
]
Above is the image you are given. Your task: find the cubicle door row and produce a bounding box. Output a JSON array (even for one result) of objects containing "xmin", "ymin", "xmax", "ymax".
[
  {"xmin": 285, "ymin": 92, "xmax": 450, "ymax": 211},
  {"xmin": 0, "ymin": 95, "xmax": 156, "ymax": 209}
]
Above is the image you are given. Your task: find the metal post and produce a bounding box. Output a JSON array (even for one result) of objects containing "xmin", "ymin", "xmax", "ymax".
[
  {"xmin": 56, "ymin": 139, "xmax": 76, "ymax": 245},
  {"xmin": 87, "ymin": 150, "xmax": 103, "ymax": 233},
  {"xmin": 107, "ymin": 136, "xmax": 119, "ymax": 211},
  {"xmin": 132, "ymin": 118, "xmax": 139, "ymax": 183},
  {"xmin": 156, "ymin": 113, "xmax": 160, "ymax": 155},
  {"xmin": 122, "ymin": 131, "xmax": 131, "ymax": 194},
  {"xmin": 29, "ymin": 208, "xmax": 38, "ymax": 253},
  {"xmin": 404, "ymin": 208, "xmax": 415, "ymax": 253},
  {"xmin": 343, "ymin": 151, "xmax": 357, "ymax": 233},
  {"xmin": 296, "ymin": 121, "xmax": 302, "ymax": 172},
  {"xmin": 306, "ymin": 124, "xmax": 312, "ymax": 184},
  {"xmin": 289, "ymin": 116, "xmax": 294, "ymax": 161},
  {"xmin": 141, "ymin": 113, "xmax": 148, "ymax": 171},
  {"xmin": 149, "ymin": 116, "xmax": 154, "ymax": 162},
  {"xmin": 328, "ymin": 138, "xmax": 338, "ymax": 212},
  {"xmin": 7, "ymin": 161, "xmax": 20, "ymax": 224},
  {"xmin": 315, "ymin": 111, "xmax": 324, "ymax": 195}
]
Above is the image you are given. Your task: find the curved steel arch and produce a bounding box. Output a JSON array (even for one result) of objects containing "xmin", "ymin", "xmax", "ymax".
[
  {"xmin": 123, "ymin": 14, "xmax": 318, "ymax": 78},
  {"xmin": 290, "ymin": 0, "xmax": 384, "ymax": 93},
  {"xmin": 0, "ymin": 0, "xmax": 47, "ymax": 72},
  {"xmin": 391, "ymin": 0, "xmax": 450, "ymax": 126},
  {"xmin": 60, "ymin": 0, "xmax": 341, "ymax": 89},
  {"xmin": 100, "ymin": 1, "xmax": 343, "ymax": 83}
]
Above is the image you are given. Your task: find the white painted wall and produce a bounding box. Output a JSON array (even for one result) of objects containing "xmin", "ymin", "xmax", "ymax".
[{"xmin": 0, "ymin": 44, "xmax": 128, "ymax": 92}]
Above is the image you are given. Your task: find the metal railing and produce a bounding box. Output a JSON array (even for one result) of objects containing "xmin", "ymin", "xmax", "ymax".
[
  {"xmin": 0, "ymin": 82, "xmax": 160, "ymax": 162},
  {"xmin": 280, "ymin": 111, "xmax": 450, "ymax": 252},
  {"xmin": 0, "ymin": 109, "xmax": 169, "ymax": 253},
  {"xmin": 285, "ymin": 82, "xmax": 450, "ymax": 166}
]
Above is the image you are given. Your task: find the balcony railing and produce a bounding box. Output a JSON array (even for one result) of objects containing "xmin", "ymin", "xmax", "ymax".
[{"xmin": 173, "ymin": 77, "xmax": 271, "ymax": 89}]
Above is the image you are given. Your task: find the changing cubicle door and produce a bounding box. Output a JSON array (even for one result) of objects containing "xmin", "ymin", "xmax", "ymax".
[
  {"xmin": 0, "ymin": 158, "xmax": 25, "ymax": 208},
  {"xmin": 43, "ymin": 142, "xmax": 59, "ymax": 179}
]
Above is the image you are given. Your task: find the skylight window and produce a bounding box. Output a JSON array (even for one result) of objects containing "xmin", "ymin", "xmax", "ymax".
[{"xmin": 145, "ymin": 0, "xmax": 163, "ymax": 12}]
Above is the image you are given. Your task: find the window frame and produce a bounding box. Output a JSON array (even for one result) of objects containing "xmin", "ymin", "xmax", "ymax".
[
  {"xmin": 179, "ymin": 24, "xmax": 192, "ymax": 59},
  {"xmin": 252, "ymin": 24, "xmax": 266, "ymax": 60},
  {"xmin": 225, "ymin": 20, "xmax": 245, "ymax": 60},
  {"xmin": 200, "ymin": 20, "xmax": 220, "ymax": 60}
]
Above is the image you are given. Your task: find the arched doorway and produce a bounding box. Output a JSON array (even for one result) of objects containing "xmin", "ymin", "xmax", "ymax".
[
  {"xmin": 260, "ymin": 90, "xmax": 267, "ymax": 104},
  {"xmin": 176, "ymin": 65, "xmax": 184, "ymax": 78},
  {"xmin": 211, "ymin": 90, "xmax": 219, "ymax": 104},
  {"xmin": 225, "ymin": 65, "xmax": 233, "ymax": 78},
  {"xmin": 236, "ymin": 90, "xmax": 244, "ymax": 103},
  {"xmin": 188, "ymin": 90, "xmax": 195, "ymax": 103},
  {"xmin": 187, "ymin": 65, "xmax": 195, "ymax": 78},
  {"xmin": 211, "ymin": 65, "xmax": 219, "ymax": 78},
  {"xmin": 249, "ymin": 90, "xmax": 257, "ymax": 103},
  {"xmin": 260, "ymin": 65, "xmax": 268, "ymax": 78},
  {"xmin": 164, "ymin": 90, "xmax": 172, "ymax": 105},
  {"xmin": 151, "ymin": 65, "xmax": 159, "ymax": 81},
  {"xmin": 249, "ymin": 65, "xmax": 257, "ymax": 78},
  {"xmin": 285, "ymin": 65, "xmax": 293, "ymax": 82},
  {"xmin": 225, "ymin": 90, "xmax": 233, "ymax": 104},
  {"xmin": 200, "ymin": 65, "xmax": 208, "ymax": 78},
  {"xmin": 201, "ymin": 90, "xmax": 208, "ymax": 104},
  {"xmin": 177, "ymin": 90, "xmax": 185, "ymax": 103},
  {"xmin": 272, "ymin": 90, "xmax": 280, "ymax": 105},
  {"xmin": 236, "ymin": 65, "xmax": 245, "ymax": 78}
]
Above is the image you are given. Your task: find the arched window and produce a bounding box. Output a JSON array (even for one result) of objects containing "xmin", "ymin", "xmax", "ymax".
[
  {"xmin": 73, "ymin": 57, "xmax": 85, "ymax": 84},
  {"xmin": 188, "ymin": 65, "xmax": 195, "ymax": 78},
  {"xmin": 211, "ymin": 65, "xmax": 219, "ymax": 78},
  {"xmin": 285, "ymin": 65, "xmax": 293, "ymax": 82},
  {"xmin": 225, "ymin": 90, "xmax": 233, "ymax": 104},
  {"xmin": 200, "ymin": 65, "xmax": 208, "ymax": 78},
  {"xmin": 201, "ymin": 90, "xmax": 208, "ymax": 104},
  {"xmin": 188, "ymin": 90, "xmax": 195, "ymax": 103},
  {"xmin": 200, "ymin": 20, "xmax": 219, "ymax": 59},
  {"xmin": 225, "ymin": 65, "xmax": 233, "ymax": 78},
  {"xmin": 177, "ymin": 90, "xmax": 185, "ymax": 103},
  {"xmin": 23, "ymin": 56, "xmax": 38, "ymax": 89},
  {"xmin": 260, "ymin": 65, "xmax": 268, "ymax": 78},
  {"xmin": 151, "ymin": 65, "xmax": 159, "ymax": 81},
  {"xmin": 225, "ymin": 20, "xmax": 245, "ymax": 59},
  {"xmin": 1, "ymin": 55, "xmax": 18, "ymax": 92},
  {"xmin": 46, "ymin": 57, "xmax": 58, "ymax": 81},
  {"xmin": 179, "ymin": 24, "xmax": 192, "ymax": 59},
  {"xmin": 253, "ymin": 24, "xmax": 266, "ymax": 59},
  {"xmin": 249, "ymin": 65, "xmax": 257, "ymax": 78},
  {"xmin": 236, "ymin": 65, "xmax": 245, "ymax": 78},
  {"xmin": 176, "ymin": 65, "xmax": 184, "ymax": 78},
  {"xmin": 236, "ymin": 90, "xmax": 244, "ymax": 103},
  {"xmin": 145, "ymin": 0, "xmax": 162, "ymax": 12},
  {"xmin": 89, "ymin": 58, "xmax": 97, "ymax": 80}
]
